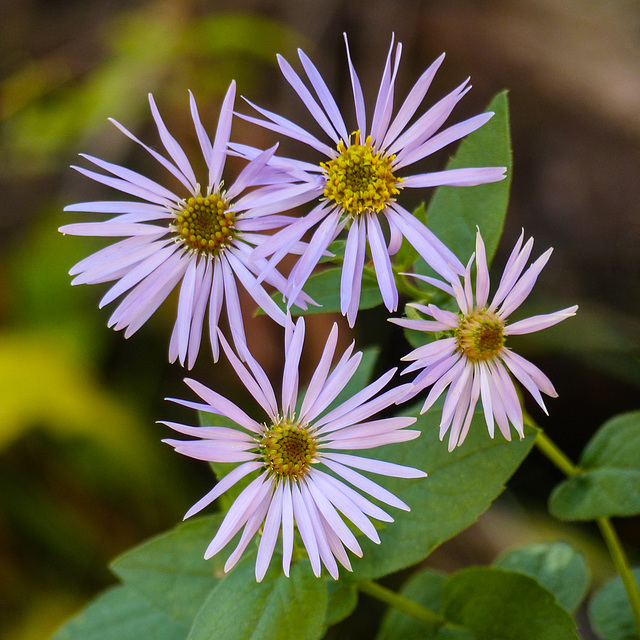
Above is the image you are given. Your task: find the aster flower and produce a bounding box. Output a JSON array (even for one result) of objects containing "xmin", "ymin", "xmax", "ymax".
[
  {"xmin": 237, "ymin": 33, "xmax": 506, "ymax": 326},
  {"xmin": 391, "ymin": 230, "xmax": 578, "ymax": 451},
  {"xmin": 60, "ymin": 83, "xmax": 311, "ymax": 368},
  {"xmin": 162, "ymin": 316, "xmax": 425, "ymax": 581}
]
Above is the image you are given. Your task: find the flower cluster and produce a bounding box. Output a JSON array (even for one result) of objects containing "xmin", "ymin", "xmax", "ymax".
[{"xmin": 61, "ymin": 34, "xmax": 576, "ymax": 581}]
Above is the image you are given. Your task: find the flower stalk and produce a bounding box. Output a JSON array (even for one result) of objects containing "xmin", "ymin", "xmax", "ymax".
[
  {"xmin": 534, "ymin": 428, "xmax": 640, "ymax": 637},
  {"xmin": 597, "ymin": 517, "xmax": 640, "ymax": 635},
  {"xmin": 358, "ymin": 580, "xmax": 468, "ymax": 633}
]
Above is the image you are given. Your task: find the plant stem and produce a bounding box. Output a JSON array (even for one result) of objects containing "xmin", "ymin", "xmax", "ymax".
[
  {"xmin": 534, "ymin": 427, "xmax": 640, "ymax": 638},
  {"xmin": 358, "ymin": 580, "xmax": 467, "ymax": 632},
  {"xmin": 597, "ymin": 518, "xmax": 640, "ymax": 637}
]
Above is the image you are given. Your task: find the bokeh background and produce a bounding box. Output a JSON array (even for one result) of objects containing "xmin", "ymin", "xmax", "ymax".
[{"xmin": 1, "ymin": 0, "xmax": 639, "ymax": 638}]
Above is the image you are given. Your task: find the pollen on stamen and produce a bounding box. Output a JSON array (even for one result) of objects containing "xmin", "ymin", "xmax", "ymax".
[
  {"xmin": 173, "ymin": 193, "xmax": 235, "ymax": 254},
  {"xmin": 456, "ymin": 310, "xmax": 506, "ymax": 362},
  {"xmin": 320, "ymin": 131, "xmax": 402, "ymax": 216},
  {"xmin": 260, "ymin": 419, "xmax": 317, "ymax": 480}
]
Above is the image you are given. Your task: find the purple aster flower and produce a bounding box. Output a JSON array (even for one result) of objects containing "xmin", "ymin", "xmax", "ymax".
[
  {"xmin": 391, "ymin": 230, "xmax": 578, "ymax": 451},
  {"xmin": 237, "ymin": 33, "xmax": 506, "ymax": 326},
  {"xmin": 60, "ymin": 83, "xmax": 311, "ymax": 368},
  {"xmin": 162, "ymin": 316, "xmax": 425, "ymax": 581}
]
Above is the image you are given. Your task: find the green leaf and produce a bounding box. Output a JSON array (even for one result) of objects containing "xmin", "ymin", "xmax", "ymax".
[
  {"xmin": 272, "ymin": 266, "xmax": 383, "ymax": 316},
  {"xmin": 187, "ymin": 557, "xmax": 327, "ymax": 640},
  {"xmin": 322, "ymin": 239, "xmax": 346, "ymax": 262},
  {"xmin": 51, "ymin": 585, "xmax": 188, "ymax": 640},
  {"xmin": 376, "ymin": 570, "xmax": 473, "ymax": 640},
  {"xmin": 425, "ymin": 91, "xmax": 512, "ymax": 265},
  {"xmin": 325, "ymin": 581, "xmax": 358, "ymax": 628},
  {"xmin": 494, "ymin": 542, "xmax": 589, "ymax": 613},
  {"xmin": 442, "ymin": 568, "xmax": 579, "ymax": 639},
  {"xmin": 110, "ymin": 516, "xmax": 224, "ymax": 624},
  {"xmin": 347, "ymin": 407, "xmax": 536, "ymax": 581},
  {"xmin": 589, "ymin": 568, "xmax": 640, "ymax": 640},
  {"xmin": 550, "ymin": 411, "xmax": 640, "ymax": 520}
]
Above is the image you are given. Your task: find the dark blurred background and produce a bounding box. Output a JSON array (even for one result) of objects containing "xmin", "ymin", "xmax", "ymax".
[{"xmin": 1, "ymin": 0, "xmax": 639, "ymax": 638}]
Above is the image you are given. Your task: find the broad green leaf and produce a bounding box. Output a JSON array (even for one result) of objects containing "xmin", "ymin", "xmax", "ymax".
[
  {"xmin": 589, "ymin": 568, "xmax": 640, "ymax": 640},
  {"xmin": 550, "ymin": 411, "xmax": 640, "ymax": 520},
  {"xmin": 325, "ymin": 581, "xmax": 358, "ymax": 628},
  {"xmin": 321, "ymin": 239, "xmax": 346, "ymax": 262},
  {"xmin": 271, "ymin": 266, "xmax": 383, "ymax": 316},
  {"xmin": 52, "ymin": 585, "xmax": 188, "ymax": 640},
  {"xmin": 347, "ymin": 407, "xmax": 536, "ymax": 581},
  {"xmin": 110, "ymin": 516, "xmax": 224, "ymax": 623},
  {"xmin": 425, "ymin": 91, "xmax": 512, "ymax": 265},
  {"xmin": 187, "ymin": 556, "xmax": 327, "ymax": 640},
  {"xmin": 494, "ymin": 542, "xmax": 589, "ymax": 613},
  {"xmin": 376, "ymin": 570, "xmax": 473, "ymax": 640},
  {"xmin": 443, "ymin": 568, "xmax": 579, "ymax": 639}
]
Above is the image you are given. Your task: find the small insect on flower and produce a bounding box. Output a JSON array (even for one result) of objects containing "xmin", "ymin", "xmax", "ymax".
[
  {"xmin": 391, "ymin": 230, "xmax": 578, "ymax": 451},
  {"xmin": 60, "ymin": 83, "xmax": 312, "ymax": 368},
  {"xmin": 162, "ymin": 316, "xmax": 426, "ymax": 581},
  {"xmin": 236, "ymin": 33, "xmax": 506, "ymax": 326}
]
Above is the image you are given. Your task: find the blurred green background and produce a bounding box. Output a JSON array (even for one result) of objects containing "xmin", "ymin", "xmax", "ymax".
[{"xmin": 1, "ymin": 0, "xmax": 639, "ymax": 638}]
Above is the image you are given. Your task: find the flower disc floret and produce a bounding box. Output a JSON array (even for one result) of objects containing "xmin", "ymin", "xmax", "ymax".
[
  {"xmin": 321, "ymin": 132, "xmax": 401, "ymax": 216},
  {"xmin": 175, "ymin": 193, "xmax": 235, "ymax": 254},
  {"xmin": 456, "ymin": 310, "xmax": 505, "ymax": 362},
  {"xmin": 260, "ymin": 418, "xmax": 316, "ymax": 479}
]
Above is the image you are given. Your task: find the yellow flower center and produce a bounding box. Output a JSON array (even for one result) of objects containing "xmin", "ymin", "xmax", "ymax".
[
  {"xmin": 260, "ymin": 419, "xmax": 317, "ymax": 480},
  {"xmin": 174, "ymin": 194, "xmax": 235, "ymax": 254},
  {"xmin": 321, "ymin": 131, "xmax": 402, "ymax": 216},
  {"xmin": 456, "ymin": 310, "xmax": 505, "ymax": 362}
]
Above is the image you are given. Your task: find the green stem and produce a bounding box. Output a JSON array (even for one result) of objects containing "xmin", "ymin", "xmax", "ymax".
[
  {"xmin": 597, "ymin": 518, "xmax": 640, "ymax": 636},
  {"xmin": 534, "ymin": 428, "xmax": 640, "ymax": 637},
  {"xmin": 358, "ymin": 580, "xmax": 467, "ymax": 632}
]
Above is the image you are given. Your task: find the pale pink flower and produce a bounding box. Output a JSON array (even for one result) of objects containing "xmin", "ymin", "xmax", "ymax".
[
  {"xmin": 391, "ymin": 230, "xmax": 578, "ymax": 450},
  {"xmin": 162, "ymin": 317, "xmax": 426, "ymax": 581},
  {"xmin": 60, "ymin": 83, "xmax": 310, "ymax": 368},
  {"xmin": 237, "ymin": 33, "xmax": 506, "ymax": 326}
]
